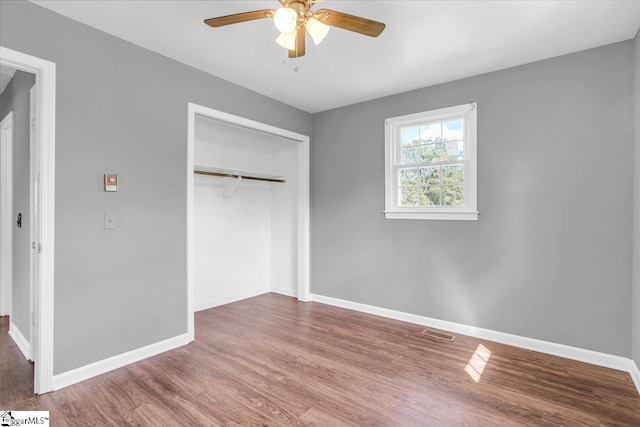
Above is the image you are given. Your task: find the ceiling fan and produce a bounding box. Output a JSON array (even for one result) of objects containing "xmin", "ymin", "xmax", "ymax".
[{"xmin": 204, "ymin": 0, "xmax": 385, "ymax": 58}]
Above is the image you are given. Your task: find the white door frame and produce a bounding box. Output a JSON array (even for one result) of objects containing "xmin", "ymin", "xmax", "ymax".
[
  {"xmin": 29, "ymin": 85, "xmax": 38, "ymax": 361},
  {"xmin": 0, "ymin": 112, "xmax": 14, "ymax": 319},
  {"xmin": 186, "ymin": 102, "xmax": 310, "ymax": 341},
  {"xmin": 0, "ymin": 46, "xmax": 56, "ymax": 395}
]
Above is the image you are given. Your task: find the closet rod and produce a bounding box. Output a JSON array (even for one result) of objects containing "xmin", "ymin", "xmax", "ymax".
[{"xmin": 193, "ymin": 169, "xmax": 286, "ymax": 183}]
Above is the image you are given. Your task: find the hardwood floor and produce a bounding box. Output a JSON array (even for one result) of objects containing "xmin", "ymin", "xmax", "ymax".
[
  {"xmin": 1, "ymin": 316, "xmax": 34, "ymax": 406},
  {"xmin": 2, "ymin": 293, "xmax": 639, "ymax": 426}
]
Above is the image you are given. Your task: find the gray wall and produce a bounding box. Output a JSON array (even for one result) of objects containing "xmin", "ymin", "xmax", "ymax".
[
  {"xmin": 0, "ymin": 70, "xmax": 35, "ymax": 341},
  {"xmin": 311, "ymin": 41, "xmax": 634, "ymax": 357},
  {"xmin": 0, "ymin": 0, "xmax": 312, "ymax": 374},
  {"xmin": 1, "ymin": 0, "xmax": 636, "ymax": 374},
  {"xmin": 633, "ymin": 29, "xmax": 640, "ymax": 368}
]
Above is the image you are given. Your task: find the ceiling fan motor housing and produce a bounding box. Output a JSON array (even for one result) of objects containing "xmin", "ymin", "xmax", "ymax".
[{"xmin": 283, "ymin": 0, "xmax": 313, "ymax": 28}]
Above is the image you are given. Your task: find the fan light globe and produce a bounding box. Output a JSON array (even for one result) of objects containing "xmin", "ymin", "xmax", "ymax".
[
  {"xmin": 276, "ymin": 31, "xmax": 297, "ymax": 51},
  {"xmin": 305, "ymin": 17, "xmax": 330, "ymax": 45},
  {"xmin": 273, "ymin": 8, "xmax": 298, "ymax": 33}
]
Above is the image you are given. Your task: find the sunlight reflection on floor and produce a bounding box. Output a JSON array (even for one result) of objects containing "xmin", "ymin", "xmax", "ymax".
[{"xmin": 464, "ymin": 344, "xmax": 492, "ymax": 383}]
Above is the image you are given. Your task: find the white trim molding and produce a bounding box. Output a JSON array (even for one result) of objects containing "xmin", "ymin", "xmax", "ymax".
[
  {"xmin": 310, "ymin": 294, "xmax": 640, "ymax": 395},
  {"xmin": 186, "ymin": 104, "xmax": 195, "ymax": 342},
  {"xmin": 0, "ymin": 111, "xmax": 14, "ymax": 317},
  {"xmin": 0, "ymin": 45, "xmax": 57, "ymax": 395},
  {"xmin": 29, "ymin": 85, "xmax": 36, "ymax": 357},
  {"xmin": 52, "ymin": 333, "xmax": 190, "ymax": 391},
  {"xmin": 8, "ymin": 321, "xmax": 31, "ymax": 361},
  {"xmin": 186, "ymin": 102, "xmax": 311, "ymax": 340},
  {"xmin": 631, "ymin": 361, "xmax": 640, "ymax": 395},
  {"xmin": 296, "ymin": 133, "xmax": 311, "ymax": 302},
  {"xmin": 194, "ymin": 288, "xmax": 270, "ymax": 312}
]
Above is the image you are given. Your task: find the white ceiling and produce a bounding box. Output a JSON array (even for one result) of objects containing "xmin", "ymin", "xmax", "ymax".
[{"xmin": 31, "ymin": 1, "xmax": 640, "ymax": 113}]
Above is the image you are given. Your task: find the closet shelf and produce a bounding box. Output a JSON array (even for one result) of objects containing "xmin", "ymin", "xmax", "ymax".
[{"xmin": 193, "ymin": 165, "xmax": 285, "ymax": 184}]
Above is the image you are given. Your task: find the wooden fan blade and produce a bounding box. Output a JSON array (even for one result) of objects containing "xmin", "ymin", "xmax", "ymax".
[
  {"xmin": 314, "ymin": 8, "xmax": 385, "ymax": 37},
  {"xmin": 204, "ymin": 9, "xmax": 274, "ymax": 28},
  {"xmin": 288, "ymin": 26, "xmax": 306, "ymax": 58}
]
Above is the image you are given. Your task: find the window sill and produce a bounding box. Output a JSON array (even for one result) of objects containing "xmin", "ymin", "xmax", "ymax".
[{"xmin": 383, "ymin": 211, "xmax": 479, "ymax": 221}]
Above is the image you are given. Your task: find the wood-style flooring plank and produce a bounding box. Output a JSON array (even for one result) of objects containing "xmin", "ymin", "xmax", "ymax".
[
  {"xmin": 0, "ymin": 316, "xmax": 35, "ymax": 408},
  {"xmin": 2, "ymin": 294, "xmax": 639, "ymax": 426}
]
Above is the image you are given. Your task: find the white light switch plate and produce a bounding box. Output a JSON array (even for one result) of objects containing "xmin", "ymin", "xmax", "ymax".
[{"xmin": 104, "ymin": 212, "xmax": 117, "ymax": 230}]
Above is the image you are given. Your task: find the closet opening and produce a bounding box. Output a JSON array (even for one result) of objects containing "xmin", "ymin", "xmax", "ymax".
[{"xmin": 186, "ymin": 103, "xmax": 310, "ymax": 341}]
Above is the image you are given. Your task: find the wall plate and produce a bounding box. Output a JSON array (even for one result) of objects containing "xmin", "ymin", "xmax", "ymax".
[{"xmin": 104, "ymin": 174, "xmax": 118, "ymax": 192}]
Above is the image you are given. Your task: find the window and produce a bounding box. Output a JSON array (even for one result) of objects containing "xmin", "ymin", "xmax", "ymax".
[{"xmin": 384, "ymin": 103, "xmax": 478, "ymax": 220}]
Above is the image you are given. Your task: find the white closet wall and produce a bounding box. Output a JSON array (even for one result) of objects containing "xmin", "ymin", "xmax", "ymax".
[{"xmin": 193, "ymin": 116, "xmax": 299, "ymax": 311}]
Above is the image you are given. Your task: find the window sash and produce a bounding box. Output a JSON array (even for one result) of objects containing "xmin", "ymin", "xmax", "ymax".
[
  {"xmin": 384, "ymin": 103, "xmax": 478, "ymax": 219},
  {"xmin": 394, "ymin": 116, "xmax": 468, "ymax": 209}
]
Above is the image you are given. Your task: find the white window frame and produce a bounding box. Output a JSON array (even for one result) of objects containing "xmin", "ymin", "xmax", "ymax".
[{"xmin": 384, "ymin": 103, "xmax": 478, "ymax": 220}]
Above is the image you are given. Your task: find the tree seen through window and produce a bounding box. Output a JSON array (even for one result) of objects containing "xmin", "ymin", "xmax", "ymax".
[{"xmin": 398, "ymin": 119, "xmax": 464, "ymax": 207}]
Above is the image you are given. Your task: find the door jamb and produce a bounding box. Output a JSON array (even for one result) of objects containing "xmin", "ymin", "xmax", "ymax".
[
  {"xmin": 0, "ymin": 46, "xmax": 56, "ymax": 394},
  {"xmin": 29, "ymin": 85, "xmax": 37, "ymax": 363}
]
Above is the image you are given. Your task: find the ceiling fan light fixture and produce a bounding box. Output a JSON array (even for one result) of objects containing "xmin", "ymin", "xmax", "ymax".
[
  {"xmin": 273, "ymin": 7, "xmax": 298, "ymax": 33},
  {"xmin": 276, "ymin": 31, "xmax": 297, "ymax": 51},
  {"xmin": 204, "ymin": 1, "xmax": 386, "ymax": 59},
  {"xmin": 305, "ymin": 17, "xmax": 330, "ymax": 45}
]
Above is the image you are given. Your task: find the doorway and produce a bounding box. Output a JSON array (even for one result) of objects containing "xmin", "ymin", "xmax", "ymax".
[
  {"xmin": 186, "ymin": 103, "xmax": 310, "ymax": 341},
  {"xmin": 0, "ymin": 46, "xmax": 56, "ymax": 395},
  {"xmin": 1, "ymin": 67, "xmax": 35, "ymax": 368}
]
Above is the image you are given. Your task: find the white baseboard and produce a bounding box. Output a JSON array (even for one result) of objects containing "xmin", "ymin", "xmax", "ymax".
[
  {"xmin": 271, "ymin": 287, "xmax": 297, "ymax": 298},
  {"xmin": 8, "ymin": 321, "xmax": 31, "ymax": 361},
  {"xmin": 195, "ymin": 288, "xmax": 270, "ymax": 312},
  {"xmin": 630, "ymin": 361, "xmax": 640, "ymax": 394},
  {"xmin": 310, "ymin": 294, "xmax": 640, "ymax": 395},
  {"xmin": 52, "ymin": 333, "xmax": 189, "ymax": 391}
]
